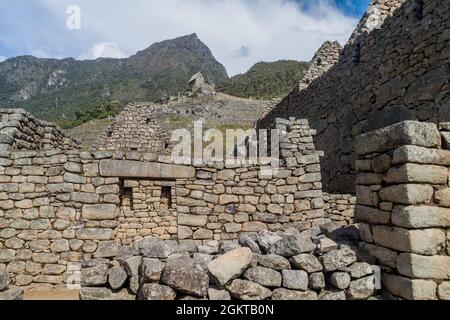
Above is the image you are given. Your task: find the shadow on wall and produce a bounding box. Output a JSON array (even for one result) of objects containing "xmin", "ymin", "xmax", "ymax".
[{"xmin": 257, "ymin": 0, "xmax": 450, "ymax": 194}]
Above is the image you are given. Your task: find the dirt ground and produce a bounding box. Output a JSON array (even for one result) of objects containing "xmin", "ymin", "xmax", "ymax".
[{"xmin": 23, "ymin": 289, "xmax": 80, "ymax": 300}]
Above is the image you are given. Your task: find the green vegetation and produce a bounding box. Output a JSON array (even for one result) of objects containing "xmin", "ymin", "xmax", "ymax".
[
  {"xmin": 56, "ymin": 101, "xmax": 123, "ymax": 129},
  {"xmin": 219, "ymin": 60, "xmax": 309, "ymax": 100},
  {"xmin": 0, "ymin": 34, "xmax": 229, "ymax": 126}
]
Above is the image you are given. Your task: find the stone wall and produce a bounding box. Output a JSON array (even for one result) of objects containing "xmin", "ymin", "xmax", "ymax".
[
  {"xmin": 0, "ymin": 109, "xmax": 80, "ymax": 151},
  {"xmin": 93, "ymin": 103, "xmax": 172, "ymax": 153},
  {"xmin": 323, "ymin": 194, "xmax": 356, "ymax": 226},
  {"xmin": 257, "ymin": 0, "xmax": 450, "ymax": 193},
  {"xmin": 0, "ymin": 116, "xmax": 339, "ymax": 289},
  {"xmin": 78, "ymin": 228, "xmax": 380, "ymax": 301},
  {"xmin": 355, "ymin": 120, "xmax": 450, "ymax": 300}
]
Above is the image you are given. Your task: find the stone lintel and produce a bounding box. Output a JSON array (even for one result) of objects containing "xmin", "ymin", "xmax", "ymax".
[{"xmin": 99, "ymin": 160, "xmax": 195, "ymax": 179}]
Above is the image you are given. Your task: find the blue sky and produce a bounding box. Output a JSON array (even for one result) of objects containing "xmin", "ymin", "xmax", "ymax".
[{"xmin": 0, "ymin": 0, "xmax": 370, "ymax": 75}]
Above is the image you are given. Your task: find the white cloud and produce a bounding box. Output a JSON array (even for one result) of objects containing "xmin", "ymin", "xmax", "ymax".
[
  {"xmin": 25, "ymin": 0, "xmax": 360, "ymax": 75},
  {"xmin": 80, "ymin": 42, "xmax": 128, "ymax": 60},
  {"xmin": 0, "ymin": 55, "xmax": 6, "ymax": 62}
]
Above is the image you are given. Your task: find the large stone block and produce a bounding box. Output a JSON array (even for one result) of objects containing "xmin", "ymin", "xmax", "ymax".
[
  {"xmin": 392, "ymin": 206, "xmax": 450, "ymax": 228},
  {"xmin": 178, "ymin": 214, "xmax": 207, "ymax": 227},
  {"xmin": 384, "ymin": 164, "xmax": 448, "ymax": 184},
  {"xmin": 226, "ymin": 279, "xmax": 272, "ymax": 300},
  {"xmin": 355, "ymin": 205, "xmax": 390, "ymax": 224},
  {"xmin": 435, "ymin": 188, "xmax": 450, "ymax": 208},
  {"xmin": 355, "ymin": 121, "xmax": 441, "ymax": 155},
  {"xmin": 382, "ymin": 274, "xmax": 437, "ymax": 300},
  {"xmin": 76, "ymin": 228, "xmax": 115, "ymax": 240},
  {"xmin": 161, "ymin": 259, "xmax": 209, "ymax": 297},
  {"xmin": 99, "ymin": 160, "xmax": 195, "ymax": 179},
  {"xmin": 372, "ymin": 226, "xmax": 445, "ymax": 256},
  {"xmin": 208, "ymin": 248, "xmax": 252, "ymax": 287},
  {"xmin": 82, "ymin": 204, "xmax": 118, "ymax": 220},
  {"xmin": 393, "ymin": 145, "xmax": 450, "ymax": 166},
  {"xmin": 379, "ymin": 184, "xmax": 433, "ymax": 205},
  {"xmin": 397, "ymin": 254, "xmax": 450, "ymax": 280}
]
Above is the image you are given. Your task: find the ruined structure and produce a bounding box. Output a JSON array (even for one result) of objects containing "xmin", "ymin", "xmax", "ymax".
[
  {"xmin": 0, "ymin": 0, "xmax": 449, "ymax": 301},
  {"xmin": 355, "ymin": 120, "xmax": 450, "ymax": 300},
  {"xmin": 0, "ymin": 109, "xmax": 80, "ymax": 151},
  {"xmin": 258, "ymin": 0, "xmax": 450, "ymax": 193},
  {"xmin": 187, "ymin": 72, "xmax": 216, "ymax": 96},
  {"xmin": 93, "ymin": 103, "xmax": 172, "ymax": 153}
]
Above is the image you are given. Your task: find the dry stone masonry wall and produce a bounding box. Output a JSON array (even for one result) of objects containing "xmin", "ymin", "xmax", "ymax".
[
  {"xmin": 258, "ymin": 0, "xmax": 450, "ymax": 194},
  {"xmin": 93, "ymin": 103, "xmax": 172, "ymax": 153},
  {"xmin": 355, "ymin": 120, "xmax": 450, "ymax": 300},
  {"xmin": 78, "ymin": 227, "xmax": 380, "ymax": 301},
  {"xmin": 0, "ymin": 109, "xmax": 80, "ymax": 151}
]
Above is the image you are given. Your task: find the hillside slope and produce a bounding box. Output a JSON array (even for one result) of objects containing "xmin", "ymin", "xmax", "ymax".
[{"xmin": 219, "ymin": 60, "xmax": 309, "ymax": 100}]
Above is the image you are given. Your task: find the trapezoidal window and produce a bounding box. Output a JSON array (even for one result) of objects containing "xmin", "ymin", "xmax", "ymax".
[
  {"xmin": 120, "ymin": 187, "xmax": 133, "ymax": 210},
  {"xmin": 161, "ymin": 186, "xmax": 173, "ymax": 210}
]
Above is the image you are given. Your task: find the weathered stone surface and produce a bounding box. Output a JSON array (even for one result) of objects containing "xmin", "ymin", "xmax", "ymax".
[
  {"xmin": 268, "ymin": 236, "xmax": 315, "ymax": 257},
  {"xmin": 393, "ymin": 145, "xmax": 450, "ymax": 166},
  {"xmin": 384, "ymin": 164, "xmax": 448, "ymax": 184},
  {"xmin": 392, "ymin": 206, "xmax": 450, "ymax": 228},
  {"xmin": 347, "ymin": 276, "xmax": 375, "ymax": 300},
  {"xmin": 290, "ymin": 254, "xmax": 322, "ymax": 273},
  {"xmin": 77, "ymin": 228, "xmax": 114, "ymax": 240},
  {"xmin": 162, "ymin": 259, "xmax": 209, "ymax": 297},
  {"xmin": 438, "ymin": 282, "xmax": 450, "ymax": 300},
  {"xmin": 329, "ymin": 272, "xmax": 351, "ymax": 290},
  {"xmin": 397, "ymin": 254, "xmax": 450, "ymax": 280},
  {"xmin": 355, "ymin": 205, "xmax": 390, "ymax": 225},
  {"xmin": 94, "ymin": 241, "xmax": 119, "ymax": 258},
  {"xmin": 256, "ymin": 230, "xmax": 282, "ymax": 253},
  {"xmin": 435, "ymin": 188, "xmax": 450, "ymax": 208},
  {"xmin": 208, "ymin": 248, "xmax": 252, "ymax": 287},
  {"xmin": 32, "ymin": 252, "xmax": 59, "ymax": 264},
  {"xmin": 320, "ymin": 247, "xmax": 357, "ymax": 272},
  {"xmin": 239, "ymin": 235, "xmax": 262, "ymax": 254},
  {"xmin": 318, "ymin": 237, "xmax": 339, "ymax": 253},
  {"xmin": 100, "ymin": 160, "xmax": 195, "ymax": 179},
  {"xmin": 342, "ymin": 262, "xmax": 373, "ymax": 279},
  {"xmin": 82, "ymin": 204, "xmax": 118, "ymax": 220},
  {"xmin": 82, "ymin": 264, "xmax": 109, "ymax": 286},
  {"xmin": 379, "ymin": 184, "xmax": 434, "ymax": 205},
  {"xmin": 272, "ymin": 288, "xmax": 318, "ymax": 300},
  {"xmin": 309, "ymin": 272, "xmax": 325, "ymax": 290},
  {"xmin": 123, "ymin": 256, "xmax": 142, "ymax": 277},
  {"xmin": 141, "ymin": 241, "xmax": 174, "ymax": 259},
  {"xmin": 108, "ymin": 266, "xmax": 128, "ymax": 290},
  {"xmin": 360, "ymin": 243, "xmax": 397, "ymax": 269},
  {"xmin": 0, "ymin": 249, "xmax": 15, "ymax": 263},
  {"xmin": 319, "ymin": 290, "xmax": 346, "ymax": 300},
  {"xmin": 243, "ymin": 267, "xmax": 282, "ymax": 288},
  {"xmin": 208, "ymin": 288, "xmax": 231, "ymax": 300},
  {"xmin": 139, "ymin": 284, "xmax": 176, "ymax": 300},
  {"xmin": 0, "ymin": 288, "xmax": 23, "ymax": 300},
  {"xmin": 256, "ymin": 254, "xmax": 291, "ymax": 271},
  {"xmin": 178, "ymin": 214, "xmax": 207, "ymax": 227},
  {"xmin": 227, "ymin": 279, "xmax": 272, "ymax": 300},
  {"xmin": 141, "ymin": 258, "xmax": 165, "ymax": 282},
  {"xmin": 382, "ymin": 274, "xmax": 437, "ymax": 300},
  {"xmin": 372, "ymin": 226, "xmax": 445, "ymax": 256},
  {"xmin": 356, "ymin": 121, "xmax": 441, "ymax": 155},
  {"xmin": 0, "ymin": 271, "xmax": 10, "ymax": 291},
  {"xmin": 282, "ymin": 270, "xmax": 308, "ymax": 291}
]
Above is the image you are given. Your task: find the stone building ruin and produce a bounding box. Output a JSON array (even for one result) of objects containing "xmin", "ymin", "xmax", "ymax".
[{"xmin": 0, "ymin": 0, "xmax": 449, "ymax": 300}]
